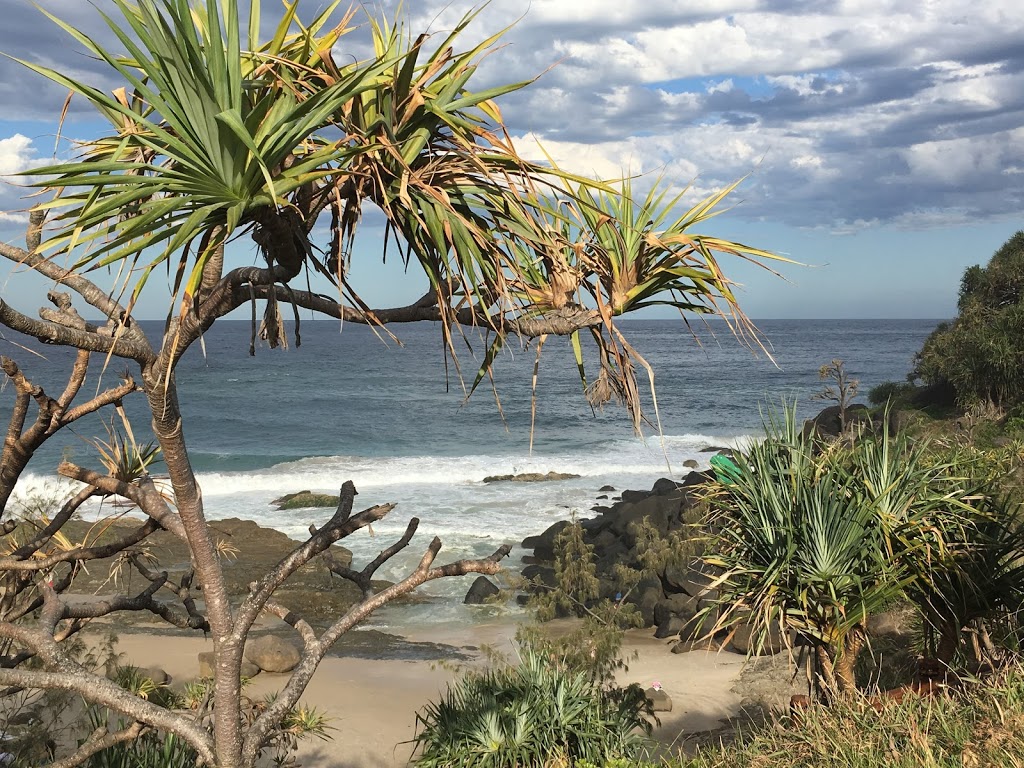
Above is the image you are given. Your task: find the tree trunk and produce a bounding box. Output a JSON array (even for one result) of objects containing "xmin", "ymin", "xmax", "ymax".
[
  {"xmin": 833, "ymin": 627, "xmax": 866, "ymax": 694},
  {"xmin": 142, "ymin": 366, "xmax": 242, "ymax": 767}
]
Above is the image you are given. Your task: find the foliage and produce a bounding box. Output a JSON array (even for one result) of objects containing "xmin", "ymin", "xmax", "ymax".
[
  {"xmin": 813, "ymin": 359, "xmax": 860, "ymax": 432},
  {"xmin": 914, "ymin": 231, "xmax": 1024, "ymax": 410},
  {"xmin": 701, "ymin": 403, "xmax": 1017, "ymax": 693},
  {"xmin": 519, "ymin": 521, "xmax": 642, "ymax": 691},
  {"xmin": 411, "ymin": 648, "xmax": 652, "ymax": 768},
  {"xmin": 673, "ymin": 666, "xmax": 1024, "ymax": 768},
  {"xmin": 867, "ymin": 380, "xmax": 917, "ymax": 408}
]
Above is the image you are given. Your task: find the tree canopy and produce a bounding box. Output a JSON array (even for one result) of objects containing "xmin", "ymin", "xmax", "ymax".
[{"xmin": 914, "ymin": 231, "xmax": 1024, "ymax": 410}]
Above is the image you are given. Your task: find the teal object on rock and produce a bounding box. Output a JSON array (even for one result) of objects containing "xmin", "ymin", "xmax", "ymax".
[{"xmin": 710, "ymin": 454, "xmax": 741, "ymax": 484}]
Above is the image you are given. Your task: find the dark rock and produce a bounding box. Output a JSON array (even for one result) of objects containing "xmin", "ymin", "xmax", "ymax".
[
  {"xmin": 677, "ymin": 612, "xmax": 711, "ymax": 642},
  {"xmin": 464, "ymin": 576, "xmax": 500, "ymax": 605},
  {"xmin": 652, "ymin": 477, "xmax": 685, "ymax": 496},
  {"xmin": 683, "ymin": 459, "xmax": 699, "ymax": 469},
  {"xmin": 653, "ymin": 593, "xmax": 699, "ymax": 626},
  {"xmin": 520, "ymin": 554, "xmax": 540, "ymax": 565},
  {"xmin": 645, "ymin": 687, "xmax": 673, "ymax": 712},
  {"xmin": 731, "ymin": 622, "xmax": 788, "ymax": 655},
  {"xmin": 596, "ymin": 494, "xmax": 608, "ymax": 499},
  {"xmin": 609, "ymin": 496, "xmax": 673, "ymax": 540},
  {"xmin": 521, "ymin": 565, "xmax": 556, "ymax": 588},
  {"xmin": 594, "ymin": 539, "xmax": 630, "ymax": 573},
  {"xmin": 620, "ymin": 489, "xmax": 651, "ymax": 503},
  {"xmin": 580, "ymin": 516, "xmax": 612, "ymax": 534},
  {"xmin": 142, "ymin": 666, "xmax": 170, "ymax": 686},
  {"xmin": 633, "ymin": 586, "xmax": 662, "ymax": 626},
  {"xmin": 240, "ymin": 660, "xmax": 261, "ymax": 679},
  {"xmin": 245, "ymin": 635, "xmax": 301, "ymax": 674},
  {"xmin": 681, "ymin": 470, "xmax": 714, "ymax": 488},
  {"xmin": 803, "ymin": 404, "xmax": 871, "ymax": 440},
  {"xmin": 591, "ymin": 529, "xmax": 619, "ymax": 553},
  {"xmin": 654, "ymin": 615, "xmax": 685, "ymax": 639},
  {"xmin": 483, "ymin": 471, "xmax": 581, "ymax": 483},
  {"xmin": 700, "ymin": 445, "xmax": 730, "ymax": 453},
  {"xmin": 522, "ymin": 520, "xmax": 571, "ymax": 559},
  {"xmin": 599, "ymin": 485, "xmax": 616, "ymax": 492}
]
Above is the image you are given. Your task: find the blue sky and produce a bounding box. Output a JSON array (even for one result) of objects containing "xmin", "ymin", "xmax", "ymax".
[{"xmin": 2, "ymin": 0, "xmax": 1022, "ymax": 320}]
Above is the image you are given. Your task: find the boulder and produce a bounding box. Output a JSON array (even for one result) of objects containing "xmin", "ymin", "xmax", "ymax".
[
  {"xmin": 653, "ymin": 593, "xmax": 699, "ymax": 627},
  {"xmin": 654, "ymin": 615, "xmax": 685, "ymax": 639},
  {"xmin": 803, "ymin": 404, "xmax": 871, "ymax": 440},
  {"xmin": 609, "ymin": 496, "xmax": 673, "ymax": 540},
  {"xmin": 142, "ymin": 666, "xmax": 170, "ymax": 686},
  {"xmin": 631, "ymin": 586, "xmax": 662, "ymax": 626},
  {"xmin": 681, "ymin": 470, "xmax": 715, "ymax": 488},
  {"xmin": 521, "ymin": 564, "xmax": 556, "ymax": 588},
  {"xmin": 599, "ymin": 485, "xmax": 616, "ymax": 492},
  {"xmin": 464, "ymin": 576, "xmax": 500, "ymax": 605},
  {"xmin": 682, "ymin": 459, "xmax": 699, "ymax": 469},
  {"xmin": 644, "ymin": 687, "xmax": 673, "ymax": 712},
  {"xmin": 580, "ymin": 515, "xmax": 612, "ymax": 534},
  {"xmin": 522, "ymin": 520, "xmax": 571, "ymax": 559},
  {"xmin": 652, "ymin": 477, "xmax": 686, "ymax": 496},
  {"xmin": 730, "ymin": 622, "xmax": 788, "ymax": 655},
  {"xmin": 672, "ymin": 636, "xmax": 721, "ymax": 654},
  {"xmin": 245, "ymin": 635, "xmax": 301, "ymax": 674}
]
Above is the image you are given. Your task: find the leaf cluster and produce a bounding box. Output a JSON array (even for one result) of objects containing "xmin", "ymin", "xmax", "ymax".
[{"xmin": 411, "ymin": 648, "xmax": 652, "ymax": 768}]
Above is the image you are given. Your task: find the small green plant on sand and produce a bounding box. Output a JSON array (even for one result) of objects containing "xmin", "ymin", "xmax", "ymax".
[{"xmin": 411, "ymin": 648, "xmax": 652, "ymax": 768}]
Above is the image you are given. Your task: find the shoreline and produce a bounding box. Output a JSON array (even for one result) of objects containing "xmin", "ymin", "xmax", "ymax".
[{"xmin": 108, "ymin": 620, "xmax": 758, "ymax": 768}]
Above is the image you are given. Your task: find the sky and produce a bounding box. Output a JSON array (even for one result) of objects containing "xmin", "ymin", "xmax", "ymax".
[{"xmin": 0, "ymin": 0, "xmax": 1022, "ymax": 320}]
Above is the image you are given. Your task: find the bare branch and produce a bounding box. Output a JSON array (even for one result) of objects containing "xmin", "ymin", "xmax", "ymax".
[
  {"xmin": 0, "ymin": 300, "xmax": 148, "ymax": 361},
  {"xmin": 46, "ymin": 721, "xmax": 148, "ymax": 768},
  {"xmin": 57, "ymin": 462, "xmax": 186, "ymax": 540},
  {"xmin": 240, "ymin": 536, "xmax": 509, "ymax": 763}
]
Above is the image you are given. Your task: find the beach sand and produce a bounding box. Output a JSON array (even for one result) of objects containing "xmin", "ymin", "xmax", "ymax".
[{"xmin": 112, "ymin": 622, "xmax": 753, "ymax": 767}]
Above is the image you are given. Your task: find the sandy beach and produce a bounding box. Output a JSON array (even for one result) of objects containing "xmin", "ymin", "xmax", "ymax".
[{"xmin": 111, "ymin": 621, "xmax": 757, "ymax": 768}]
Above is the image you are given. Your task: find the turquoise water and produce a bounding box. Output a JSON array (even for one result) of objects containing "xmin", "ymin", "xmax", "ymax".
[{"xmin": 5, "ymin": 318, "xmax": 938, "ymax": 626}]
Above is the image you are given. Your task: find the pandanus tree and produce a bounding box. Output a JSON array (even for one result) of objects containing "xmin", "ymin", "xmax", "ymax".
[
  {"xmin": 0, "ymin": 1, "xmax": 788, "ymax": 765},
  {"xmin": 703, "ymin": 406, "xmax": 1022, "ymax": 696}
]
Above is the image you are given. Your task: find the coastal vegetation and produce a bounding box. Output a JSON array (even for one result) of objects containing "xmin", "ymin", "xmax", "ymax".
[
  {"xmin": 913, "ymin": 231, "xmax": 1024, "ymax": 413},
  {"xmin": 0, "ymin": 0, "xmax": 788, "ymax": 766}
]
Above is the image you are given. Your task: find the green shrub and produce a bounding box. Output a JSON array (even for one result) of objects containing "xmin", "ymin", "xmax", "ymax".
[
  {"xmin": 867, "ymin": 380, "xmax": 916, "ymax": 407},
  {"xmin": 411, "ymin": 649, "xmax": 652, "ymax": 768}
]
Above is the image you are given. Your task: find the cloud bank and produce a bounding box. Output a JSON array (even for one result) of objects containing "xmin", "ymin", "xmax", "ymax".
[{"xmin": 1, "ymin": 0, "xmax": 1022, "ymax": 233}]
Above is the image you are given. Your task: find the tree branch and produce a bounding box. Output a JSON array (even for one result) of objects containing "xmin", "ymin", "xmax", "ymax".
[{"xmin": 45, "ymin": 721, "xmax": 148, "ymax": 768}]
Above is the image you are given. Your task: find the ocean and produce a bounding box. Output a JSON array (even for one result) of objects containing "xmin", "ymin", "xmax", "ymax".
[{"xmin": 4, "ymin": 318, "xmax": 938, "ymax": 627}]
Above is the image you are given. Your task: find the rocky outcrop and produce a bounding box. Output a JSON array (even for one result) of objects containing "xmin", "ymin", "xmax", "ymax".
[
  {"xmin": 519, "ymin": 473, "xmax": 725, "ymax": 646},
  {"xmin": 482, "ymin": 471, "xmax": 581, "ymax": 483},
  {"xmin": 272, "ymin": 491, "xmax": 340, "ymax": 509}
]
